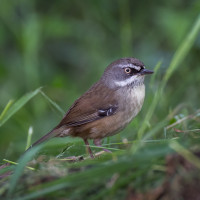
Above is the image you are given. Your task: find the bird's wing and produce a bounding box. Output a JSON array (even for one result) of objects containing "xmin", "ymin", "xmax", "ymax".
[{"xmin": 57, "ymin": 83, "xmax": 118, "ymax": 128}]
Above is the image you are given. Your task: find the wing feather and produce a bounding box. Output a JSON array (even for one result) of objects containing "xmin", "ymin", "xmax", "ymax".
[{"xmin": 57, "ymin": 82, "xmax": 118, "ymax": 128}]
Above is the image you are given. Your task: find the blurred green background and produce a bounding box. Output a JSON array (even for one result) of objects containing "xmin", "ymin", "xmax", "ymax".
[{"xmin": 0, "ymin": 0, "xmax": 200, "ymax": 160}]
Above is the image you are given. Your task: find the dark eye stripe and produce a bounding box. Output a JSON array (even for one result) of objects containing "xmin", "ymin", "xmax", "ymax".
[
  {"xmin": 123, "ymin": 64, "xmax": 144, "ymax": 75},
  {"xmin": 124, "ymin": 67, "xmax": 141, "ymax": 75},
  {"xmin": 131, "ymin": 68, "xmax": 140, "ymax": 74}
]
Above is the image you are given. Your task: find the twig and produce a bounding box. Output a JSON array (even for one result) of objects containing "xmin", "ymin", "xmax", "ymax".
[
  {"xmin": 3, "ymin": 159, "xmax": 35, "ymax": 171},
  {"xmin": 174, "ymin": 128, "xmax": 200, "ymax": 133}
]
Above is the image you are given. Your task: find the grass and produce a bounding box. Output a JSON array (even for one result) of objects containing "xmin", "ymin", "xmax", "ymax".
[
  {"xmin": 0, "ymin": 6, "xmax": 200, "ymax": 200},
  {"xmin": 137, "ymin": 14, "xmax": 200, "ymax": 141},
  {"xmin": 0, "ymin": 88, "xmax": 42, "ymax": 127}
]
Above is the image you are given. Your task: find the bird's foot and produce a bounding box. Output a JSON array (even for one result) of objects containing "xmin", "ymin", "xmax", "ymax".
[
  {"xmin": 93, "ymin": 139, "xmax": 112, "ymax": 154},
  {"xmin": 84, "ymin": 139, "xmax": 94, "ymax": 158},
  {"xmin": 84, "ymin": 139, "xmax": 112, "ymax": 158},
  {"xmin": 102, "ymin": 148, "xmax": 112, "ymax": 153}
]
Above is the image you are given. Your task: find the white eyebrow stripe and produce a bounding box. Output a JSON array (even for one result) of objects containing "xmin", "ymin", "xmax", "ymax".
[
  {"xmin": 118, "ymin": 64, "xmax": 141, "ymax": 71},
  {"xmin": 133, "ymin": 65, "xmax": 141, "ymax": 71},
  {"xmin": 114, "ymin": 75, "xmax": 138, "ymax": 87}
]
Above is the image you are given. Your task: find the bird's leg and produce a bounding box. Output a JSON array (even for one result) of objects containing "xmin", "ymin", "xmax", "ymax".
[
  {"xmin": 83, "ymin": 139, "xmax": 94, "ymax": 158},
  {"xmin": 93, "ymin": 139, "xmax": 112, "ymax": 153}
]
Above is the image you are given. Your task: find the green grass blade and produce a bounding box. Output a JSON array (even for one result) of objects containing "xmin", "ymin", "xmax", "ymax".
[
  {"xmin": 162, "ymin": 14, "xmax": 200, "ymax": 87},
  {"xmin": 170, "ymin": 140, "xmax": 200, "ymax": 169},
  {"xmin": 25, "ymin": 126, "xmax": 33, "ymax": 151},
  {"xmin": 137, "ymin": 90, "xmax": 161, "ymax": 140},
  {"xmin": 89, "ymin": 145, "xmax": 124, "ymax": 151},
  {"xmin": 0, "ymin": 87, "xmax": 42, "ymax": 127},
  {"xmin": 136, "ymin": 14, "xmax": 200, "ymax": 142},
  {"xmin": 0, "ymin": 100, "xmax": 14, "ymax": 121},
  {"xmin": 7, "ymin": 145, "xmax": 42, "ymax": 196},
  {"xmin": 15, "ymin": 183, "xmax": 70, "ymax": 200},
  {"xmin": 40, "ymin": 90, "xmax": 65, "ymax": 116},
  {"xmin": 135, "ymin": 61, "xmax": 162, "ymax": 141},
  {"xmin": 150, "ymin": 60, "xmax": 162, "ymax": 86},
  {"xmin": 3, "ymin": 159, "xmax": 35, "ymax": 171}
]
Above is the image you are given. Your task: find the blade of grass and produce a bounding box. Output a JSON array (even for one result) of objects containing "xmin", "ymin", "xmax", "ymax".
[
  {"xmin": 162, "ymin": 14, "xmax": 200, "ymax": 85},
  {"xmin": 7, "ymin": 145, "xmax": 42, "ymax": 196},
  {"xmin": 142, "ymin": 119, "xmax": 168, "ymax": 141},
  {"xmin": 89, "ymin": 145, "xmax": 124, "ymax": 151},
  {"xmin": 15, "ymin": 160, "xmax": 133, "ymax": 200},
  {"xmin": 0, "ymin": 87, "xmax": 42, "ymax": 127},
  {"xmin": 0, "ymin": 87, "xmax": 65, "ymax": 128},
  {"xmin": 170, "ymin": 140, "xmax": 200, "ymax": 169},
  {"xmin": 15, "ymin": 183, "xmax": 71, "ymax": 200},
  {"xmin": 40, "ymin": 90, "xmax": 65, "ymax": 116},
  {"xmin": 135, "ymin": 61, "xmax": 162, "ymax": 141},
  {"xmin": 3, "ymin": 159, "xmax": 35, "ymax": 171},
  {"xmin": 25, "ymin": 126, "xmax": 33, "ymax": 151},
  {"xmin": 135, "ymin": 14, "xmax": 200, "ymax": 142},
  {"xmin": 137, "ymin": 90, "xmax": 161, "ymax": 140},
  {"xmin": 0, "ymin": 163, "xmax": 14, "ymax": 176},
  {"xmin": 0, "ymin": 100, "xmax": 14, "ymax": 121},
  {"xmin": 131, "ymin": 119, "xmax": 168, "ymax": 153},
  {"xmin": 150, "ymin": 60, "xmax": 162, "ymax": 86},
  {"xmin": 15, "ymin": 146, "xmax": 168, "ymax": 200}
]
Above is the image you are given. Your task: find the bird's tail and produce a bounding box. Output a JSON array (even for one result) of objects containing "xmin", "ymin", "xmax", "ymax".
[{"xmin": 25, "ymin": 126, "xmax": 65, "ymax": 153}]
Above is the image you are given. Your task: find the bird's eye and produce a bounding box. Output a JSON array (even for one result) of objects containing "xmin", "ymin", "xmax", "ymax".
[{"xmin": 124, "ymin": 67, "xmax": 131, "ymax": 74}]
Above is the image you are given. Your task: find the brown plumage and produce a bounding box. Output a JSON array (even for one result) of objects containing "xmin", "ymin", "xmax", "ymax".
[{"xmin": 26, "ymin": 58, "xmax": 153, "ymax": 158}]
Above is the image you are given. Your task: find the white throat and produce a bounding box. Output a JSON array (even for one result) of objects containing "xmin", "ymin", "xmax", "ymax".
[{"xmin": 114, "ymin": 75, "xmax": 144, "ymax": 87}]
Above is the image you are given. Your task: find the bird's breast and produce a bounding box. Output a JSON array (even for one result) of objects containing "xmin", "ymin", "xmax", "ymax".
[
  {"xmin": 117, "ymin": 84, "xmax": 145, "ymax": 126},
  {"xmin": 88, "ymin": 84, "xmax": 145, "ymax": 139}
]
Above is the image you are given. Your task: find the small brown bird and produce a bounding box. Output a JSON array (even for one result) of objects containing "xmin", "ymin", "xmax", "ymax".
[{"xmin": 27, "ymin": 58, "xmax": 153, "ymax": 158}]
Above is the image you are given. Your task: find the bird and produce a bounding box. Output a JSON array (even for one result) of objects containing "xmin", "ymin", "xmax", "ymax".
[{"xmin": 26, "ymin": 57, "xmax": 153, "ymax": 158}]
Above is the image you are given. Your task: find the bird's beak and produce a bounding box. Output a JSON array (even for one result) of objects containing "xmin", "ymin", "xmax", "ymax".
[{"xmin": 140, "ymin": 68, "xmax": 154, "ymax": 75}]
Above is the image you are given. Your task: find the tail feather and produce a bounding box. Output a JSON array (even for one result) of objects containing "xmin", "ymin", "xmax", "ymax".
[{"xmin": 25, "ymin": 126, "xmax": 65, "ymax": 152}]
